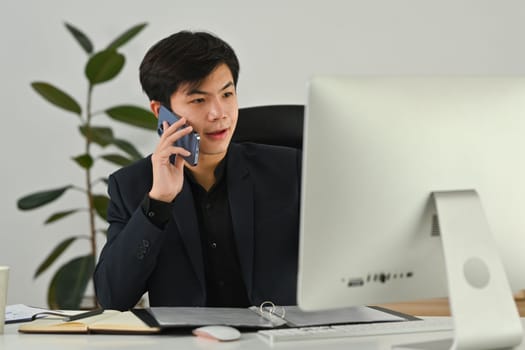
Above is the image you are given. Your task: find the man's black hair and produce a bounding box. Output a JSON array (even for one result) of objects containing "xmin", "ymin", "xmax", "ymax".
[{"xmin": 139, "ymin": 30, "xmax": 240, "ymax": 107}]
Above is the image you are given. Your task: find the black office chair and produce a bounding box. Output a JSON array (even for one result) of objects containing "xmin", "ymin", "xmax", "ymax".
[{"xmin": 232, "ymin": 105, "xmax": 304, "ymax": 149}]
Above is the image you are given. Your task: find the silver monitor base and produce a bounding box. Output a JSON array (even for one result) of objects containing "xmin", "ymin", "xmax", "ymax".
[{"xmin": 394, "ymin": 190, "xmax": 522, "ymax": 350}]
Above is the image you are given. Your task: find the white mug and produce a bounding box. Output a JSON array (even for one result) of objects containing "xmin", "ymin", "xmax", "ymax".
[{"xmin": 0, "ymin": 266, "xmax": 9, "ymax": 334}]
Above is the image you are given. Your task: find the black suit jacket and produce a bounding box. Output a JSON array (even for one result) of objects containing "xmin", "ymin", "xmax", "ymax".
[{"xmin": 94, "ymin": 142, "xmax": 301, "ymax": 310}]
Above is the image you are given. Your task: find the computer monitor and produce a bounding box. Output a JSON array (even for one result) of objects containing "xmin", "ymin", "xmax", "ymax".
[{"xmin": 297, "ymin": 76, "xmax": 525, "ymax": 349}]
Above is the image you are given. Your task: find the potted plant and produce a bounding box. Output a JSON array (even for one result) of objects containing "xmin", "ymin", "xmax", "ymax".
[{"xmin": 16, "ymin": 22, "xmax": 156, "ymax": 309}]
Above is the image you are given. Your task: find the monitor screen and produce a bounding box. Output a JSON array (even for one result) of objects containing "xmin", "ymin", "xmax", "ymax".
[{"xmin": 297, "ymin": 76, "xmax": 525, "ymax": 347}]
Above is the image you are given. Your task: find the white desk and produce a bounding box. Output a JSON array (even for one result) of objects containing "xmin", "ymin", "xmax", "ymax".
[{"xmin": 2, "ymin": 318, "xmax": 525, "ymax": 350}]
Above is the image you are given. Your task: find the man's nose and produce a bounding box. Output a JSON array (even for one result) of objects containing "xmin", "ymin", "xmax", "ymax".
[{"xmin": 208, "ymin": 97, "xmax": 226, "ymax": 121}]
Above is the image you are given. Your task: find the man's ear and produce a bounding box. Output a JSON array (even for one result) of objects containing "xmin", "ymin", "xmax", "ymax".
[{"xmin": 150, "ymin": 100, "xmax": 161, "ymax": 118}]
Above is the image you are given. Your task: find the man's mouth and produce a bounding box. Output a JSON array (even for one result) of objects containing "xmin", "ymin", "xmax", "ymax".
[{"xmin": 205, "ymin": 128, "xmax": 229, "ymax": 139}]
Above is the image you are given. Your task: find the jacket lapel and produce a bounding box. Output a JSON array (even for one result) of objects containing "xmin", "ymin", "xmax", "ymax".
[
  {"xmin": 171, "ymin": 181, "xmax": 206, "ymax": 293},
  {"xmin": 227, "ymin": 144, "xmax": 255, "ymax": 300}
]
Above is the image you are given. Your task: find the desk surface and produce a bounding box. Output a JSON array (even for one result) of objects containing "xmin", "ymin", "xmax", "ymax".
[
  {"xmin": 377, "ymin": 297, "xmax": 525, "ymax": 317},
  {"xmin": 2, "ymin": 318, "xmax": 525, "ymax": 350}
]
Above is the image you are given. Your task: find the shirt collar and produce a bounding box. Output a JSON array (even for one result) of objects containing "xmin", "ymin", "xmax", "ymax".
[{"xmin": 184, "ymin": 154, "xmax": 228, "ymax": 190}]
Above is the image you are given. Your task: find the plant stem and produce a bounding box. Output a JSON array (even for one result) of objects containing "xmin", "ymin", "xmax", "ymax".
[{"xmin": 86, "ymin": 84, "xmax": 97, "ymax": 308}]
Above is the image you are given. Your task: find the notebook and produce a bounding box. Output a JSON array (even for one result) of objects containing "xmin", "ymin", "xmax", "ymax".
[{"xmin": 18, "ymin": 310, "xmax": 160, "ymax": 334}]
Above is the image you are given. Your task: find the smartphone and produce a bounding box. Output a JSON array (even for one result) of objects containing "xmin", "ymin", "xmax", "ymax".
[{"xmin": 157, "ymin": 105, "xmax": 200, "ymax": 166}]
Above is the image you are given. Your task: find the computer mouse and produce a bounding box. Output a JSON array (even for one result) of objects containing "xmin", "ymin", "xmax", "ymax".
[{"xmin": 192, "ymin": 325, "xmax": 241, "ymax": 341}]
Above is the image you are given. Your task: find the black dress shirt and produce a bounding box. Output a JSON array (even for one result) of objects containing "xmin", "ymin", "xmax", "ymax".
[{"xmin": 185, "ymin": 158, "xmax": 250, "ymax": 307}]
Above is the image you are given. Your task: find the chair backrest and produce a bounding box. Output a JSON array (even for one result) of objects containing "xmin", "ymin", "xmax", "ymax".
[{"xmin": 232, "ymin": 105, "xmax": 304, "ymax": 149}]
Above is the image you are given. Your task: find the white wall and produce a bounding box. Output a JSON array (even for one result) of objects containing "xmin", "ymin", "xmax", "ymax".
[{"xmin": 2, "ymin": 0, "xmax": 525, "ymax": 307}]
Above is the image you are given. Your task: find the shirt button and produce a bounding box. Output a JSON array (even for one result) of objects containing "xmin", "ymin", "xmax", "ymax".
[
  {"xmin": 205, "ymin": 203, "xmax": 212, "ymax": 210},
  {"xmin": 147, "ymin": 211, "xmax": 155, "ymax": 218},
  {"xmin": 217, "ymin": 280, "xmax": 225, "ymax": 287},
  {"xmin": 210, "ymin": 242, "xmax": 217, "ymax": 249}
]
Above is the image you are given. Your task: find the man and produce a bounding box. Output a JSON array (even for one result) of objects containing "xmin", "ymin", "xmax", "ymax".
[{"xmin": 94, "ymin": 31, "xmax": 301, "ymax": 311}]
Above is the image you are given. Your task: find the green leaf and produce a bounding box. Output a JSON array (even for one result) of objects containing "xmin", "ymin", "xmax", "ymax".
[
  {"xmin": 47, "ymin": 254, "xmax": 95, "ymax": 309},
  {"xmin": 31, "ymin": 82, "xmax": 82, "ymax": 115},
  {"xmin": 34, "ymin": 237, "xmax": 77, "ymax": 278},
  {"xmin": 106, "ymin": 23, "xmax": 147, "ymax": 50},
  {"xmin": 44, "ymin": 209, "xmax": 81, "ymax": 224},
  {"xmin": 112, "ymin": 138, "xmax": 142, "ymax": 160},
  {"xmin": 79, "ymin": 125, "xmax": 114, "ymax": 146},
  {"xmin": 92, "ymin": 195, "xmax": 109, "ymax": 221},
  {"xmin": 100, "ymin": 154, "xmax": 134, "ymax": 167},
  {"xmin": 64, "ymin": 22, "xmax": 93, "ymax": 54},
  {"xmin": 85, "ymin": 49, "xmax": 125, "ymax": 85},
  {"xmin": 72, "ymin": 153, "xmax": 94, "ymax": 169},
  {"xmin": 105, "ymin": 105, "xmax": 157, "ymax": 130},
  {"xmin": 17, "ymin": 186, "xmax": 73, "ymax": 210}
]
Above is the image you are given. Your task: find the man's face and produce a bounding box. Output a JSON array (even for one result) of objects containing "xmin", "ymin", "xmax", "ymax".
[{"xmin": 169, "ymin": 63, "xmax": 238, "ymax": 158}]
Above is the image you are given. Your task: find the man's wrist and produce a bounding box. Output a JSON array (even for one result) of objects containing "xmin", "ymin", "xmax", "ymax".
[{"xmin": 147, "ymin": 190, "xmax": 174, "ymax": 203}]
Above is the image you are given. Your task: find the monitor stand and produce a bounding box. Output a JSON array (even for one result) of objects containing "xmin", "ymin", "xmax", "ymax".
[{"xmin": 394, "ymin": 190, "xmax": 522, "ymax": 350}]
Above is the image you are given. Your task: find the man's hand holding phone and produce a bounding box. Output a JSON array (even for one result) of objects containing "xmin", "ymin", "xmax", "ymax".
[{"xmin": 149, "ymin": 109, "xmax": 197, "ymax": 203}]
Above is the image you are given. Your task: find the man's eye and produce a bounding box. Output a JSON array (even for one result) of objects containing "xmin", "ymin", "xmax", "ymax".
[
  {"xmin": 191, "ymin": 98, "xmax": 205, "ymax": 104},
  {"xmin": 224, "ymin": 92, "xmax": 234, "ymax": 98}
]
